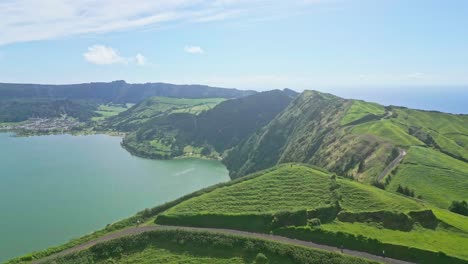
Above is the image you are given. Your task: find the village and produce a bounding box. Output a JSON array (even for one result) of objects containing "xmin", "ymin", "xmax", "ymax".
[{"xmin": 0, "ymin": 118, "xmax": 82, "ymax": 133}]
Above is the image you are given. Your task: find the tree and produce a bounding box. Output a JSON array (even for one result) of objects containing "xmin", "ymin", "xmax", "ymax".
[{"xmin": 449, "ymin": 200, "xmax": 468, "ymax": 216}]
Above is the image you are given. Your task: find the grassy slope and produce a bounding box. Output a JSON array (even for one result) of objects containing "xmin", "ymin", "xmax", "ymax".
[
  {"xmin": 393, "ymin": 108, "xmax": 468, "ymax": 160},
  {"xmin": 351, "ymin": 119, "xmax": 424, "ymax": 146},
  {"xmin": 387, "ymin": 146, "xmax": 468, "ymax": 208},
  {"xmin": 340, "ymin": 101, "xmax": 385, "ymax": 125},
  {"xmin": 160, "ymin": 164, "xmax": 468, "ymax": 261},
  {"xmin": 91, "ymin": 104, "xmax": 132, "ymax": 121},
  {"xmin": 165, "ymin": 165, "xmax": 422, "ymax": 215},
  {"xmin": 339, "ymin": 101, "xmax": 468, "ymax": 209}
]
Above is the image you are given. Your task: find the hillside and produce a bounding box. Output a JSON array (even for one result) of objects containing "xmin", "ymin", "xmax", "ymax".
[
  {"xmin": 0, "ymin": 99, "xmax": 98, "ymax": 122},
  {"xmin": 386, "ymin": 146, "xmax": 468, "ymax": 208},
  {"xmin": 156, "ymin": 164, "xmax": 468, "ymax": 263},
  {"xmin": 223, "ymin": 90, "xmax": 400, "ymax": 181},
  {"xmin": 0, "ymin": 81, "xmax": 255, "ymax": 103},
  {"xmin": 222, "ymin": 90, "xmax": 468, "ymax": 210},
  {"xmin": 99, "ymin": 97, "xmax": 224, "ymax": 131},
  {"xmin": 121, "ymin": 90, "xmax": 294, "ymax": 159}
]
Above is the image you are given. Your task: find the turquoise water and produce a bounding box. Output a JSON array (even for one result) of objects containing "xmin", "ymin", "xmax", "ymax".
[{"xmin": 0, "ymin": 133, "xmax": 229, "ymax": 262}]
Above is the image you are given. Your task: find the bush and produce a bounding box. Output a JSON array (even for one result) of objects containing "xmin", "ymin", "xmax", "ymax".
[
  {"xmin": 337, "ymin": 211, "xmax": 413, "ymax": 231},
  {"xmin": 396, "ymin": 184, "xmax": 415, "ymax": 197},
  {"xmin": 449, "ymin": 200, "xmax": 468, "ymax": 216},
  {"xmin": 255, "ymin": 253, "xmax": 268, "ymax": 264},
  {"xmin": 307, "ymin": 218, "xmax": 321, "ymax": 227},
  {"xmin": 156, "ymin": 210, "xmax": 307, "ymax": 233},
  {"xmin": 307, "ymin": 205, "xmax": 340, "ymax": 223},
  {"xmin": 372, "ymin": 181, "xmax": 385, "ymax": 190}
]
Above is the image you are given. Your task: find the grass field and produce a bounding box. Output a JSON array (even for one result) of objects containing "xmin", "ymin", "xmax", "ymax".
[
  {"xmin": 351, "ymin": 119, "xmax": 424, "ymax": 146},
  {"xmin": 164, "ymin": 164, "xmax": 423, "ymax": 215},
  {"xmin": 126, "ymin": 97, "xmax": 223, "ymax": 118},
  {"xmin": 92, "ymin": 104, "xmax": 132, "ymax": 121},
  {"xmin": 387, "ymin": 146, "xmax": 468, "ymax": 209},
  {"xmin": 340, "ymin": 101, "xmax": 386, "ymax": 125}
]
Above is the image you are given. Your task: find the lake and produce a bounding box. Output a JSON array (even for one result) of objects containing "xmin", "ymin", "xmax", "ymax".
[{"xmin": 0, "ymin": 133, "xmax": 230, "ymax": 262}]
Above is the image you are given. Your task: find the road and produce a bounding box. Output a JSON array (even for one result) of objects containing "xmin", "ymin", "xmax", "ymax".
[
  {"xmin": 378, "ymin": 148, "xmax": 407, "ymax": 182},
  {"xmin": 33, "ymin": 225, "xmax": 414, "ymax": 264}
]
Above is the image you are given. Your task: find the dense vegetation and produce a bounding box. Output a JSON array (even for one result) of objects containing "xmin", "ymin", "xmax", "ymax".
[
  {"xmin": 449, "ymin": 200, "xmax": 468, "ymax": 216},
  {"xmin": 44, "ymin": 230, "xmax": 376, "ymax": 264},
  {"xmin": 0, "ymin": 80, "xmax": 254, "ymax": 103},
  {"xmin": 0, "ymin": 99, "xmax": 98, "ymax": 122},
  {"xmin": 121, "ymin": 90, "xmax": 294, "ymax": 159}
]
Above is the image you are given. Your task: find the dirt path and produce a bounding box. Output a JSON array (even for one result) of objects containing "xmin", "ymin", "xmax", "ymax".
[
  {"xmin": 33, "ymin": 225, "xmax": 413, "ymax": 264},
  {"xmin": 378, "ymin": 148, "xmax": 407, "ymax": 182}
]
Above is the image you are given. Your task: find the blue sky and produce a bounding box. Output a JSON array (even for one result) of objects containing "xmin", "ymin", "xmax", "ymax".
[{"xmin": 0, "ymin": 0, "xmax": 467, "ymax": 92}]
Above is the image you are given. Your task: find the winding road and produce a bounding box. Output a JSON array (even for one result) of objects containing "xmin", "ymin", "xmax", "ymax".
[
  {"xmin": 33, "ymin": 225, "xmax": 413, "ymax": 264},
  {"xmin": 378, "ymin": 148, "xmax": 407, "ymax": 182}
]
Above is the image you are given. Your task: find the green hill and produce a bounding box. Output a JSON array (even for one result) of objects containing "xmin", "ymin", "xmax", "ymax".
[
  {"xmin": 223, "ymin": 91, "xmax": 396, "ymax": 181},
  {"xmin": 156, "ymin": 164, "xmax": 468, "ymax": 263},
  {"xmin": 162, "ymin": 165, "xmax": 422, "ymax": 215},
  {"xmin": 222, "ymin": 91, "xmax": 468, "ymax": 210},
  {"xmin": 121, "ymin": 90, "xmax": 294, "ymax": 159}
]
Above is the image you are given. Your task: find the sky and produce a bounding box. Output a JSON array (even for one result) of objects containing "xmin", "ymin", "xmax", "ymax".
[{"xmin": 0, "ymin": 0, "xmax": 467, "ymax": 95}]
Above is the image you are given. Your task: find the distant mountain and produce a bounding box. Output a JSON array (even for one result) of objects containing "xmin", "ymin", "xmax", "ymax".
[
  {"xmin": 0, "ymin": 99, "xmax": 98, "ymax": 122},
  {"xmin": 0, "ymin": 80, "xmax": 255, "ymax": 103}
]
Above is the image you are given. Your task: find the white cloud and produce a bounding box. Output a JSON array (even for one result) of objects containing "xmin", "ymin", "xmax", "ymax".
[
  {"xmin": 0, "ymin": 0, "xmax": 325, "ymax": 45},
  {"xmin": 184, "ymin": 45, "xmax": 204, "ymax": 54},
  {"xmin": 135, "ymin": 53, "xmax": 147, "ymax": 66},
  {"xmin": 83, "ymin": 45, "xmax": 126, "ymax": 65},
  {"xmin": 83, "ymin": 45, "xmax": 147, "ymax": 66}
]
